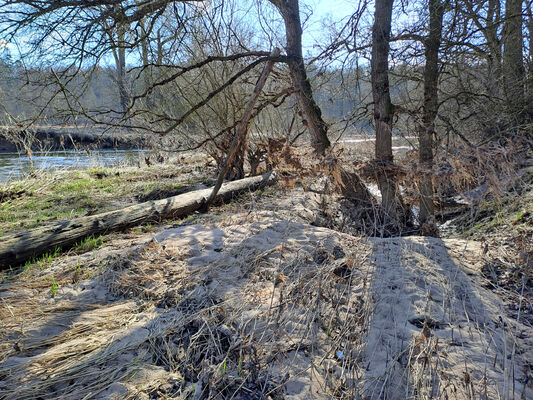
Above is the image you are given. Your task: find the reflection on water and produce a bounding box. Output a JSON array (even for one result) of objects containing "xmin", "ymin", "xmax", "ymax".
[{"xmin": 0, "ymin": 150, "xmax": 147, "ymax": 184}]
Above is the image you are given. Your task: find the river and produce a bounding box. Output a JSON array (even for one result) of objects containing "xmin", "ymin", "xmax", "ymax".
[
  {"xmin": 0, "ymin": 150, "xmax": 147, "ymax": 184},
  {"xmin": 0, "ymin": 135, "xmax": 417, "ymax": 184}
]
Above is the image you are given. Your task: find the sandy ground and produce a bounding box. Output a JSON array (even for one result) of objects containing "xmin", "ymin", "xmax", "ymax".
[{"xmin": 1, "ymin": 203, "xmax": 532, "ymax": 399}]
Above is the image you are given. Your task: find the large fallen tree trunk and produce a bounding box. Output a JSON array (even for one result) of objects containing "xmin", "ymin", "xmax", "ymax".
[{"xmin": 0, "ymin": 171, "xmax": 278, "ymax": 268}]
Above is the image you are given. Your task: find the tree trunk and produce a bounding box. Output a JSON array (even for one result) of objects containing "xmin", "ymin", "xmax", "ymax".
[
  {"xmin": 116, "ymin": 23, "xmax": 129, "ymax": 113},
  {"xmin": 271, "ymin": 0, "xmax": 331, "ymax": 155},
  {"xmin": 418, "ymin": 0, "xmax": 444, "ymax": 232},
  {"xmin": 102, "ymin": 6, "xmax": 129, "ymax": 114},
  {"xmin": 267, "ymin": 0, "xmax": 372, "ymax": 205},
  {"xmin": 503, "ymin": 0, "xmax": 525, "ymax": 118},
  {"xmin": 526, "ymin": 1, "xmax": 533, "ymax": 117},
  {"xmin": 0, "ymin": 172, "xmax": 278, "ymax": 269},
  {"xmin": 486, "ymin": 0, "xmax": 503, "ymax": 98},
  {"xmin": 228, "ymin": 140, "xmax": 246, "ymax": 180},
  {"xmin": 371, "ymin": 0, "xmax": 397, "ymax": 221},
  {"xmin": 139, "ymin": 21, "xmax": 155, "ymax": 111}
]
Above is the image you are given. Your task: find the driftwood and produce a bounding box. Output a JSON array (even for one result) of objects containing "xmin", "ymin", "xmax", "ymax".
[
  {"xmin": 435, "ymin": 166, "xmax": 533, "ymax": 219},
  {"xmin": 0, "ymin": 171, "xmax": 277, "ymax": 268}
]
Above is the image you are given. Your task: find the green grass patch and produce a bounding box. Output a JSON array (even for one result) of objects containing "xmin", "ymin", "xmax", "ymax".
[
  {"xmin": 0, "ymin": 158, "xmax": 213, "ymax": 235},
  {"xmin": 456, "ymin": 186, "xmax": 532, "ymax": 237},
  {"xmin": 24, "ymin": 247, "xmax": 62, "ymax": 272},
  {"xmin": 131, "ymin": 223, "xmax": 155, "ymax": 234},
  {"xmin": 56, "ymin": 178, "xmax": 94, "ymax": 193},
  {"xmin": 49, "ymin": 277, "xmax": 59, "ymax": 297},
  {"xmin": 74, "ymin": 235, "xmax": 104, "ymax": 253}
]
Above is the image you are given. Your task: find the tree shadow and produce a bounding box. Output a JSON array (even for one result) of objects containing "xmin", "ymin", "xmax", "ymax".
[
  {"xmin": 0, "ymin": 220, "xmax": 336, "ymax": 399},
  {"xmin": 363, "ymin": 236, "xmax": 530, "ymax": 399},
  {"xmin": 4, "ymin": 221, "xmax": 529, "ymax": 399}
]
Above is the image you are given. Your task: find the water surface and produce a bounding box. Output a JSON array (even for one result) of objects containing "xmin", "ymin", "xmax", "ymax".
[{"xmin": 0, "ymin": 150, "xmax": 146, "ymax": 184}]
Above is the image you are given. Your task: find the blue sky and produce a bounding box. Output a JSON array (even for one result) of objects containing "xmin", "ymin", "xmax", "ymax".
[
  {"xmin": 302, "ymin": 0, "xmax": 356, "ymax": 50},
  {"xmin": 306, "ymin": 0, "xmax": 355, "ymax": 25},
  {"xmin": 0, "ymin": 0, "xmax": 362, "ymax": 64}
]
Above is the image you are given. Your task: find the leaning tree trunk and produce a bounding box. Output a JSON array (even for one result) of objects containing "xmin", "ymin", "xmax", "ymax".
[
  {"xmin": 371, "ymin": 0, "xmax": 398, "ymax": 223},
  {"xmin": 206, "ymin": 48, "xmax": 280, "ymax": 206},
  {"xmin": 503, "ymin": 0, "xmax": 525, "ymax": 119},
  {"xmin": 418, "ymin": 0, "xmax": 444, "ymax": 231},
  {"xmin": 272, "ymin": 0, "xmax": 331, "ymax": 155},
  {"xmin": 268, "ymin": 0, "xmax": 372, "ymax": 203}
]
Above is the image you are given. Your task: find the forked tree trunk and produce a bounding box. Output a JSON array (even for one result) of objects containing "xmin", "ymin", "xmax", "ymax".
[
  {"xmin": 270, "ymin": 0, "xmax": 331, "ymax": 155},
  {"xmin": 418, "ymin": 0, "xmax": 444, "ymax": 231},
  {"xmin": 371, "ymin": 0, "xmax": 397, "ymax": 220}
]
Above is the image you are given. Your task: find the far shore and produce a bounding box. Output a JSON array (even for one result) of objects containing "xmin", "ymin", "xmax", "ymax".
[{"xmin": 0, "ymin": 125, "xmax": 152, "ymax": 152}]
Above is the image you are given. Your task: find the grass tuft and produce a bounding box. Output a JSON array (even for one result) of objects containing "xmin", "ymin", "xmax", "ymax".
[
  {"xmin": 24, "ymin": 247, "xmax": 62, "ymax": 272},
  {"xmin": 74, "ymin": 235, "xmax": 104, "ymax": 253}
]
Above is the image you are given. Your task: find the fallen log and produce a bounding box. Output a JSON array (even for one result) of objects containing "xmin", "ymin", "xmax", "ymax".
[{"xmin": 0, "ymin": 171, "xmax": 278, "ymax": 268}]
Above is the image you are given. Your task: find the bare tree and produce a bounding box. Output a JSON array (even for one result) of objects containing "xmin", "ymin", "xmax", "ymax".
[
  {"xmin": 418, "ymin": 0, "xmax": 445, "ymax": 231},
  {"xmin": 461, "ymin": 0, "xmax": 503, "ymax": 99},
  {"xmin": 267, "ymin": 0, "xmax": 331, "ymax": 155},
  {"xmin": 371, "ymin": 0, "xmax": 399, "ymax": 225},
  {"xmin": 503, "ymin": 0, "xmax": 525, "ymax": 118},
  {"xmin": 525, "ymin": 0, "xmax": 533, "ymax": 115},
  {"xmin": 101, "ymin": 4, "xmax": 129, "ymax": 113}
]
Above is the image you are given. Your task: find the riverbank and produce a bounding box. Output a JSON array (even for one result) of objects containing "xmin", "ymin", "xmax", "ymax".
[
  {"xmin": 0, "ymin": 153, "xmax": 216, "ymax": 234},
  {"xmin": 0, "ymin": 145, "xmax": 531, "ymax": 398},
  {"xmin": 0, "ymin": 126, "xmax": 153, "ymax": 152}
]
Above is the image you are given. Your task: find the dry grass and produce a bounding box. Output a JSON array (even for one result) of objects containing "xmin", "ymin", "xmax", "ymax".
[
  {"xmin": 1, "ymin": 218, "xmax": 531, "ymax": 399},
  {"xmin": 1, "ymin": 136, "xmax": 532, "ymax": 399},
  {"xmin": 0, "ymin": 221, "xmax": 375, "ymax": 399}
]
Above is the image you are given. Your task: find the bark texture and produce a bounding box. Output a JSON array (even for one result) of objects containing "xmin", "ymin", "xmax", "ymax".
[
  {"xmin": 526, "ymin": 2, "xmax": 533, "ymax": 116},
  {"xmin": 371, "ymin": 0, "xmax": 397, "ymax": 220},
  {"xmin": 271, "ymin": 0, "xmax": 330, "ymax": 155},
  {"xmin": 108, "ymin": 5, "xmax": 129, "ymax": 113},
  {"xmin": 117, "ymin": 25, "xmax": 129, "ymax": 113},
  {"xmin": 418, "ymin": 0, "xmax": 444, "ymax": 230},
  {"xmin": 503, "ymin": 0, "xmax": 525, "ymax": 117},
  {"xmin": 486, "ymin": 0, "xmax": 503, "ymax": 97}
]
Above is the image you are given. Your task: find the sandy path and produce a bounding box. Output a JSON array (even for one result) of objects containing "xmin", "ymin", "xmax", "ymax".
[{"xmin": 364, "ymin": 237, "xmax": 530, "ymax": 399}]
